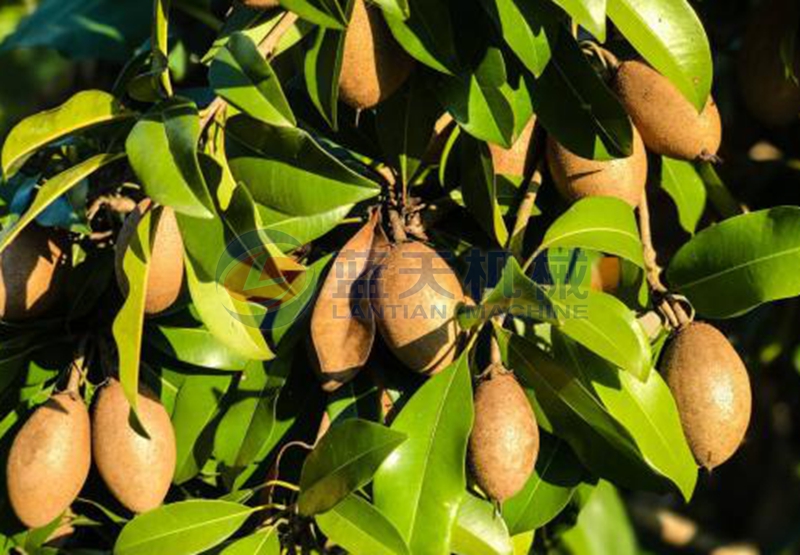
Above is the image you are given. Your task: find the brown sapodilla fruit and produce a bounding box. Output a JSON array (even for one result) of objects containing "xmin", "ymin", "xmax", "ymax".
[
  {"xmin": 590, "ymin": 256, "xmax": 621, "ymax": 294},
  {"xmin": 613, "ymin": 60, "xmax": 721, "ymax": 161},
  {"xmin": 489, "ymin": 117, "xmax": 537, "ymax": 177},
  {"xmin": 371, "ymin": 241, "xmax": 463, "ymax": 374},
  {"xmin": 237, "ymin": 0, "xmax": 280, "ymax": 8},
  {"xmin": 339, "ymin": 0, "xmax": 415, "ymax": 110},
  {"xmin": 92, "ymin": 379, "xmax": 176, "ymax": 513},
  {"xmin": 547, "ymin": 127, "xmax": 647, "ymax": 207},
  {"xmin": 469, "ymin": 365, "xmax": 539, "ymax": 502},
  {"xmin": 738, "ymin": 0, "xmax": 800, "ymax": 127},
  {"xmin": 6, "ymin": 390, "xmax": 91, "ymax": 528},
  {"xmin": 0, "ymin": 225, "xmax": 69, "ymax": 320},
  {"xmin": 661, "ymin": 322, "xmax": 752, "ymax": 470},
  {"xmin": 116, "ymin": 199, "xmax": 184, "ymax": 315}
]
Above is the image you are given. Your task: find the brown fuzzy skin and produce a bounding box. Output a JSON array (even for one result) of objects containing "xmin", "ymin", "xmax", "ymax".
[
  {"xmin": 371, "ymin": 241, "xmax": 463, "ymax": 374},
  {"xmin": 7, "ymin": 391, "xmax": 91, "ymax": 528},
  {"xmin": 238, "ymin": 0, "xmax": 280, "ymax": 8},
  {"xmin": 547, "ymin": 127, "xmax": 647, "ymax": 207},
  {"xmin": 0, "ymin": 225, "xmax": 69, "ymax": 320},
  {"xmin": 738, "ymin": 0, "xmax": 800, "ymax": 127},
  {"xmin": 590, "ymin": 256, "xmax": 621, "ymax": 293},
  {"xmin": 489, "ymin": 118, "xmax": 537, "ymax": 177},
  {"xmin": 614, "ymin": 60, "xmax": 722, "ymax": 160},
  {"xmin": 661, "ymin": 322, "xmax": 752, "ymax": 470},
  {"xmin": 469, "ymin": 366, "xmax": 539, "ymax": 502},
  {"xmin": 116, "ymin": 200, "xmax": 184, "ymax": 315},
  {"xmin": 92, "ymin": 379, "xmax": 176, "ymax": 513},
  {"xmin": 339, "ymin": 0, "xmax": 415, "ymax": 110}
]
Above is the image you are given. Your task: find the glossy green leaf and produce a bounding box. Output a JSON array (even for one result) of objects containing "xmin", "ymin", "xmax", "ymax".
[
  {"xmin": 219, "ymin": 527, "xmax": 280, "ymax": 555},
  {"xmin": 535, "ymin": 196, "xmax": 644, "ymax": 267},
  {"xmin": 280, "ymin": 0, "xmax": 347, "ymax": 29},
  {"xmin": 255, "ymin": 203, "xmax": 353, "ymax": 247},
  {"xmin": 372, "ymin": 0, "xmax": 410, "ymax": 20},
  {"xmin": 659, "ymin": 157, "xmax": 706, "ymax": 234},
  {"xmin": 299, "ymin": 419, "xmax": 406, "ymax": 515},
  {"xmin": 373, "ymin": 355, "xmax": 473, "ymax": 555},
  {"xmin": 384, "ymin": 0, "xmax": 458, "ymax": 73},
  {"xmin": 317, "ymin": 495, "xmax": 410, "ymax": 555},
  {"xmin": 460, "ymin": 134, "xmax": 509, "ymax": 246},
  {"xmin": 666, "ymin": 207, "xmax": 800, "ymax": 318},
  {"xmin": 451, "ymin": 494, "xmax": 513, "ymax": 555},
  {"xmin": 2, "ymin": 90, "xmax": 131, "ymax": 177},
  {"xmin": 531, "ymin": 29, "xmax": 632, "ymax": 160},
  {"xmin": 607, "ymin": 0, "xmax": 712, "ymax": 111},
  {"xmin": 209, "ymin": 32, "xmax": 295, "ymax": 127},
  {"xmin": 554, "ymin": 332, "xmax": 697, "ymax": 500},
  {"xmin": 0, "ymin": 153, "xmax": 124, "ymax": 254},
  {"xmin": 304, "ymin": 23, "xmax": 346, "ymax": 129},
  {"xmin": 146, "ymin": 326, "xmax": 249, "ymax": 371},
  {"xmin": 502, "ymin": 434, "xmax": 584, "ymax": 535},
  {"xmin": 126, "ymin": 98, "xmax": 215, "ymax": 219},
  {"xmin": 114, "ymin": 500, "xmax": 256, "ymax": 555},
  {"xmin": 552, "ymin": 0, "xmax": 606, "ymax": 41}
]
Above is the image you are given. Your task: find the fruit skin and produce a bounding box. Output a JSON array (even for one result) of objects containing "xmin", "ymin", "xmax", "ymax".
[
  {"xmin": 371, "ymin": 241, "xmax": 463, "ymax": 374},
  {"xmin": 116, "ymin": 199, "xmax": 184, "ymax": 315},
  {"xmin": 339, "ymin": 0, "xmax": 415, "ymax": 109},
  {"xmin": 613, "ymin": 60, "xmax": 721, "ymax": 160},
  {"xmin": 469, "ymin": 365, "xmax": 539, "ymax": 502},
  {"xmin": 590, "ymin": 256, "xmax": 621, "ymax": 293},
  {"xmin": 547, "ymin": 127, "xmax": 647, "ymax": 207},
  {"xmin": 238, "ymin": 0, "xmax": 279, "ymax": 8},
  {"xmin": 92, "ymin": 379, "xmax": 176, "ymax": 513},
  {"xmin": 489, "ymin": 118, "xmax": 537, "ymax": 177},
  {"xmin": 661, "ymin": 322, "xmax": 752, "ymax": 470},
  {"xmin": 0, "ymin": 225, "xmax": 69, "ymax": 320},
  {"xmin": 738, "ymin": 0, "xmax": 800, "ymax": 127},
  {"xmin": 6, "ymin": 391, "xmax": 91, "ymax": 528}
]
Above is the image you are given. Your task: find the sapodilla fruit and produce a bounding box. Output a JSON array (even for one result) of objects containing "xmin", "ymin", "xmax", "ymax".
[
  {"xmin": 116, "ymin": 199, "xmax": 184, "ymax": 315},
  {"xmin": 489, "ymin": 117, "xmax": 537, "ymax": 177},
  {"xmin": 613, "ymin": 60, "xmax": 721, "ymax": 161},
  {"xmin": 371, "ymin": 241, "xmax": 463, "ymax": 374},
  {"xmin": 738, "ymin": 0, "xmax": 800, "ymax": 126},
  {"xmin": 339, "ymin": 0, "xmax": 415, "ymax": 109},
  {"xmin": 661, "ymin": 322, "xmax": 751, "ymax": 469},
  {"xmin": 238, "ymin": 0, "xmax": 279, "ymax": 8},
  {"xmin": 92, "ymin": 379, "xmax": 176, "ymax": 513},
  {"xmin": 0, "ymin": 225, "xmax": 68, "ymax": 320},
  {"xmin": 469, "ymin": 365, "xmax": 539, "ymax": 502},
  {"xmin": 6, "ymin": 390, "xmax": 91, "ymax": 528},
  {"xmin": 590, "ymin": 256, "xmax": 621, "ymax": 294},
  {"xmin": 547, "ymin": 128, "xmax": 647, "ymax": 207}
]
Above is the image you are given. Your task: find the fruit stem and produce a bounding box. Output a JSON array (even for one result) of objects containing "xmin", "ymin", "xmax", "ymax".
[
  {"xmin": 490, "ymin": 335, "xmax": 502, "ymax": 365},
  {"xmin": 66, "ymin": 360, "xmax": 82, "ymax": 393}
]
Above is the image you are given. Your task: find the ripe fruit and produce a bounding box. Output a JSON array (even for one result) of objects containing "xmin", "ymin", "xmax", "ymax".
[
  {"xmin": 339, "ymin": 0, "xmax": 415, "ymax": 110},
  {"xmin": 547, "ymin": 128, "xmax": 647, "ymax": 207},
  {"xmin": 590, "ymin": 256, "xmax": 621, "ymax": 293},
  {"xmin": 238, "ymin": 0, "xmax": 279, "ymax": 8},
  {"xmin": 613, "ymin": 60, "xmax": 721, "ymax": 161},
  {"xmin": 371, "ymin": 241, "xmax": 463, "ymax": 374},
  {"xmin": 738, "ymin": 0, "xmax": 800, "ymax": 126},
  {"xmin": 469, "ymin": 365, "xmax": 539, "ymax": 502},
  {"xmin": 661, "ymin": 322, "xmax": 752, "ymax": 469},
  {"xmin": 0, "ymin": 225, "xmax": 68, "ymax": 320},
  {"xmin": 489, "ymin": 118, "xmax": 537, "ymax": 177},
  {"xmin": 116, "ymin": 200, "xmax": 184, "ymax": 315},
  {"xmin": 92, "ymin": 379, "xmax": 176, "ymax": 513},
  {"xmin": 6, "ymin": 390, "xmax": 91, "ymax": 528}
]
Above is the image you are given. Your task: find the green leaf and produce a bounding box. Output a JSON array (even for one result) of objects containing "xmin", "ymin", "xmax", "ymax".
[
  {"xmin": 459, "ymin": 134, "xmax": 509, "ymax": 246},
  {"xmin": 112, "ymin": 206, "xmax": 154, "ymax": 414},
  {"xmin": 279, "ymin": 0, "xmax": 347, "ymax": 29},
  {"xmin": 372, "ymin": 0, "xmax": 410, "ymax": 20},
  {"xmin": 502, "ymin": 434, "xmax": 584, "ymax": 535},
  {"xmin": 299, "ymin": 419, "xmax": 406, "ymax": 516},
  {"xmin": 659, "ymin": 157, "xmax": 706, "ymax": 234},
  {"xmin": 114, "ymin": 500, "xmax": 256, "ymax": 555},
  {"xmin": 0, "ymin": 153, "xmax": 124, "ymax": 254},
  {"xmin": 316, "ymin": 495, "xmax": 410, "ymax": 555},
  {"xmin": 384, "ymin": 0, "xmax": 458, "ymax": 74},
  {"xmin": 126, "ymin": 98, "xmax": 215, "ymax": 219},
  {"xmin": 1, "ymin": 90, "xmax": 131, "ymax": 177},
  {"xmin": 551, "ymin": 0, "xmax": 606, "ymax": 41},
  {"xmin": 535, "ymin": 196, "xmax": 644, "ymax": 267},
  {"xmin": 531, "ymin": 30, "xmax": 632, "ymax": 160},
  {"xmin": 304, "ymin": 23, "xmax": 346, "ymax": 129},
  {"xmin": 219, "ymin": 527, "xmax": 280, "ymax": 555},
  {"xmin": 373, "ymin": 355, "xmax": 473, "ymax": 555},
  {"xmin": 606, "ymin": 0, "xmax": 712, "ymax": 111},
  {"xmin": 666, "ymin": 207, "xmax": 800, "ymax": 318},
  {"xmin": 146, "ymin": 326, "xmax": 249, "ymax": 371},
  {"xmin": 554, "ymin": 332, "xmax": 697, "ymax": 500},
  {"xmin": 172, "ymin": 373, "xmax": 234, "ymax": 484},
  {"xmin": 209, "ymin": 33, "xmax": 295, "ymax": 127},
  {"xmin": 451, "ymin": 494, "xmax": 513, "ymax": 555},
  {"xmin": 480, "ymin": 0, "xmax": 559, "ymax": 78}
]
